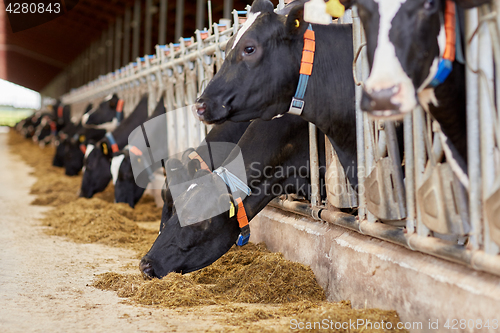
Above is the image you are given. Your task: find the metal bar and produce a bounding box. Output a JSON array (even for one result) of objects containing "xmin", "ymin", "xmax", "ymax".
[
  {"xmin": 478, "ymin": 6, "xmax": 499, "ymax": 254},
  {"xmin": 145, "ymin": 0, "xmax": 152, "ymax": 55},
  {"xmin": 352, "ymin": 6, "xmax": 366, "ymax": 220},
  {"xmin": 309, "ymin": 123, "xmax": 321, "ymax": 207},
  {"xmin": 223, "ymin": 0, "xmax": 234, "ymax": 19},
  {"xmin": 413, "ymin": 106, "xmax": 430, "ymax": 236},
  {"xmin": 114, "ymin": 16, "xmax": 122, "ymax": 71},
  {"xmin": 132, "ymin": 0, "xmax": 141, "ymax": 60},
  {"xmin": 465, "ymin": 8, "xmax": 483, "ymax": 249},
  {"xmin": 175, "ymin": 0, "xmax": 184, "ymax": 41},
  {"xmin": 159, "ymin": 0, "xmax": 168, "ymax": 45},
  {"xmin": 123, "ymin": 7, "xmax": 131, "ymax": 66},
  {"xmin": 62, "ymin": 40, "xmax": 230, "ymax": 104},
  {"xmin": 271, "ymin": 202, "xmax": 500, "ymax": 277},
  {"xmin": 385, "ymin": 121, "xmax": 406, "ymax": 218},
  {"xmin": 404, "ymin": 113, "xmax": 416, "ymax": 233}
]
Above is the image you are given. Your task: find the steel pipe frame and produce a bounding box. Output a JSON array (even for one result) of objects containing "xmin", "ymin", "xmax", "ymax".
[
  {"xmin": 271, "ymin": 197, "xmax": 500, "ymax": 277},
  {"xmin": 62, "ymin": 26, "xmax": 234, "ymax": 105},
  {"xmin": 61, "ymin": 4, "xmax": 500, "ymax": 276}
]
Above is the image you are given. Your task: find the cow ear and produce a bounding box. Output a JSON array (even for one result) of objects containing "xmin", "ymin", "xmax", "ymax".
[
  {"xmin": 339, "ymin": 0, "xmax": 356, "ymax": 8},
  {"xmin": 454, "ymin": 0, "xmax": 491, "ymax": 9},
  {"xmin": 108, "ymin": 95, "xmax": 119, "ymax": 109},
  {"xmin": 286, "ymin": 5, "xmax": 308, "ymax": 37},
  {"xmin": 250, "ymin": 0, "xmax": 274, "ymax": 14}
]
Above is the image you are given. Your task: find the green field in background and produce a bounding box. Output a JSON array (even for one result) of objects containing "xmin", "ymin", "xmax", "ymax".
[{"xmin": 0, "ymin": 106, "xmax": 35, "ymax": 127}]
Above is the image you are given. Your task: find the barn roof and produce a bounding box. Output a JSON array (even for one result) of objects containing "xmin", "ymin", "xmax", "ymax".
[{"xmin": 0, "ymin": 0, "xmax": 258, "ymax": 97}]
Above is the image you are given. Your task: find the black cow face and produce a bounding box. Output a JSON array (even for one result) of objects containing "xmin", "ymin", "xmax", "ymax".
[
  {"xmin": 80, "ymin": 144, "xmax": 112, "ymax": 198},
  {"xmin": 82, "ymin": 94, "xmax": 119, "ymax": 128},
  {"xmin": 140, "ymin": 192, "xmax": 241, "ymax": 278},
  {"xmin": 64, "ymin": 139, "xmax": 85, "ymax": 176},
  {"xmin": 196, "ymin": 0, "xmax": 303, "ymax": 123},
  {"xmin": 113, "ymin": 154, "xmax": 146, "ymax": 208},
  {"xmin": 341, "ymin": 0, "xmax": 488, "ymax": 118},
  {"xmin": 52, "ymin": 139, "xmax": 66, "ymax": 167}
]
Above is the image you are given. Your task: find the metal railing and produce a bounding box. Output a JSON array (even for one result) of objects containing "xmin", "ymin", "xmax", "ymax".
[{"xmin": 61, "ymin": 4, "xmax": 500, "ymax": 277}]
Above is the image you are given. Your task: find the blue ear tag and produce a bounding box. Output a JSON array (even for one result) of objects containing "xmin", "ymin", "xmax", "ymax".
[{"xmin": 237, "ymin": 233, "xmax": 250, "ymax": 246}]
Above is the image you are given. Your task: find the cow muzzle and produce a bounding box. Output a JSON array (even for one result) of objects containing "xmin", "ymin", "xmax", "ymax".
[
  {"xmin": 361, "ymin": 85, "xmax": 407, "ymax": 119},
  {"xmin": 194, "ymin": 102, "xmax": 207, "ymax": 117},
  {"xmin": 139, "ymin": 258, "xmax": 157, "ymax": 279}
]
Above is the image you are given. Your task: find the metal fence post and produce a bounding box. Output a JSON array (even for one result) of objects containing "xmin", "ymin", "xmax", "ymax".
[
  {"xmin": 352, "ymin": 6, "xmax": 367, "ymax": 220},
  {"xmin": 465, "ymin": 8, "xmax": 483, "ymax": 249}
]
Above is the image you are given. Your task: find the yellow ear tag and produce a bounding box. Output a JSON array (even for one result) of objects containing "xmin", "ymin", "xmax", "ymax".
[
  {"xmin": 295, "ymin": 19, "xmax": 300, "ymax": 28},
  {"xmin": 326, "ymin": 0, "xmax": 345, "ymax": 18},
  {"xmin": 229, "ymin": 202, "xmax": 235, "ymax": 218},
  {"xmin": 102, "ymin": 143, "xmax": 108, "ymax": 155},
  {"xmin": 79, "ymin": 135, "xmax": 86, "ymax": 143}
]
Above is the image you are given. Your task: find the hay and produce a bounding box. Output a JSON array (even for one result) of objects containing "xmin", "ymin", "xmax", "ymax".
[
  {"xmin": 8, "ymin": 131, "xmax": 408, "ymax": 331},
  {"xmin": 93, "ymin": 243, "xmax": 325, "ymax": 307},
  {"xmin": 192, "ymin": 243, "xmax": 326, "ymax": 304},
  {"xmin": 8, "ymin": 131, "xmax": 161, "ymax": 256},
  {"xmin": 294, "ymin": 301, "xmax": 407, "ymax": 333},
  {"xmin": 40, "ymin": 197, "xmax": 158, "ymax": 256}
]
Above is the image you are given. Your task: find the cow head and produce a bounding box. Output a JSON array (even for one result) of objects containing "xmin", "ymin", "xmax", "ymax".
[
  {"xmin": 195, "ymin": 0, "xmax": 305, "ymax": 123},
  {"xmin": 53, "ymin": 140, "xmax": 66, "ymax": 167},
  {"xmin": 341, "ymin": 0, "xmax": 489, "ymax": 118},
  {"xmin": 79, "ymin": 141, "xmax": 113, "ymax": 198},
  {"xmin": 64, "ymin": 138, "xmax": 85, "ymax": 176},
  {"xmin": 140, "ymin": 187, "xmax": 241, "ymax": 278},
  {"xmin": 82, "ymin": 94, "xmax": 120, "ymax": 130},
  {"xmin": 113, "ymin": 153, "xmax": 146, "ymax": 208}
]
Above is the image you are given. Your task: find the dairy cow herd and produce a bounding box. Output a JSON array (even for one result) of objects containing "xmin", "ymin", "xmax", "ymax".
[{"xmin": 15, "ymin": 0, "xmax": 489, "ymax": 278}]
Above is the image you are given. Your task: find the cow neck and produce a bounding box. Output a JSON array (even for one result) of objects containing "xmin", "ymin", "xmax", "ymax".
[
  {"xmin": 428, "ymin": 0, "xmax": 456, "ymax": 88},
  {"xmin": 126, "ymin": 145, "xmax": 155, "ymax": 181},
  {"xmin": 213, "ymin": 166, "xmax": 252, "ymax": 246},
  {"xmin": 105, "ymin": 132, "xmax": 120, "ymax": 154},
  {"xmin": 187, "ymin": 151, "xmax": 251, "ymax": 247},
  {"xmin": 116, "ymin": 99, "xmax": 125, "ymax": 124},
  {"xmin": 287, "ymin": 24, "xmax": 315, "ymax": 116}
]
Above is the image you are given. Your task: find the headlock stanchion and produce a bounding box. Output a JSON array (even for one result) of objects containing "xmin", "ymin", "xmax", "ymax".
[{"xmin": 60, "ymin": 4, "xmax": 500, "ymax": 277}]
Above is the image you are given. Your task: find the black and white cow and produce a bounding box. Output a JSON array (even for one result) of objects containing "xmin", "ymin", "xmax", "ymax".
[
  {"xmin": 113, "ymin": 119, "xmax": 250, "ymax": 209},
  {"xmin": 82, "ymin": 94, "xmax": 124, "ymax": 132},
  {"xmin": 80, "ymin": 95, "xmax": 156, "ymax": 198},
  {"xmin": 340, "ymin": 0, "xmax": 490, "ymax": 179},
  {"xmin": 111, "ymin": 96, "xmax": 167, "ymax": 208},
  {"xmin": 140, "ymin": 114, "xmax": 326, "ymax": 278},
  {"xmin": 52, "ymin": 104, "xmax": 92, "ymax": 168},
  {"xmin": 195, "ymin": 0, "xmax": 358, "ymax": 188}
]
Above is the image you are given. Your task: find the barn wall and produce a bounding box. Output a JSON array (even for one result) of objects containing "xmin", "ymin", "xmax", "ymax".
[{"xmin": 250, "ymin": 207, "xmax": 500, "ymax": 331}]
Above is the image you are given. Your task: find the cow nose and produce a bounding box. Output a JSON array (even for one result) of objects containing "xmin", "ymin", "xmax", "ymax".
[
  {"xmin": 139, "ymin": 259, "xmax": 156, "ymax": 279},
  {"xmin": 361, "ymin": 86, "xmax": 401, "ymax": 112},
  {"xmin": 194, "ymin": 102, "xmax": 207, "ymax": 116}
]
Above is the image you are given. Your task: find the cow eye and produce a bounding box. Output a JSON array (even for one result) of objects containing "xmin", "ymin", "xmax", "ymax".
[
  {"xmin": 243, "ymin": 46, "xmax": 256, "ymax": 55},
  {"xmin": 424, "ymin": 0, "xmax": 435, "ymax": 10}
]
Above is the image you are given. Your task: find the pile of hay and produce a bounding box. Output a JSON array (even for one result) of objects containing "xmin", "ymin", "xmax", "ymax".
[
  {"xmin": 9, "ymin": 131, "xmax": 408, "ymax": 332},
  {"xmin": 93, "ymin": 243, "xmax": 325, "ymax": 307}
]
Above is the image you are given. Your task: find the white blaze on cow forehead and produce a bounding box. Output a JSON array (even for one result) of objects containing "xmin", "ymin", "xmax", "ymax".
[
  {"xmin": 111, "ymin": 154, "xmax": 126, "ymax": 185},
  {"xmin": 231, "ymin": 11, "xmax": 261, "ymax": 50},
  {"xmin": 85, "ymin": 144, "xmax": 95, "ymax": 159},
  {"xmin": 365, "ymin": 0, "xmax": 416, "ymax": 113}
]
